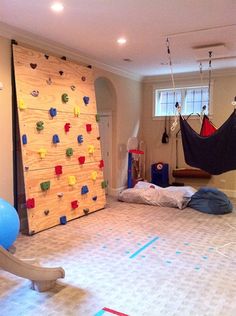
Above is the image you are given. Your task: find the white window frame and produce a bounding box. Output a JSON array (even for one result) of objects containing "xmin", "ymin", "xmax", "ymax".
[{"xmin": 152, "ymin": 82, "xmax": 213, "ymax": 120}]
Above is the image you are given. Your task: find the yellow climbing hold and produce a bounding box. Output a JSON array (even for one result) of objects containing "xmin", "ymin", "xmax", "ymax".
[
  {"xmin": 68, "ymin": 175, "xmax": 76, "ymax": 186},
  {"xmin": 19, "ymin": 99, "xmax": 27, "ymax": 110},
  {"xmin": 38, "ymin": 148, "xmax": 47, "ymax": 159},
  {"xmin": 91, "ymin": 171, "xmax": 98, "ymax": 181},
  {"xmin": 74, "ymin": 106, "xmax": 80, "ymax": 117},
  {"xmin": 88, "ymin": 145, "xmax": 95, "ymax": 154}
]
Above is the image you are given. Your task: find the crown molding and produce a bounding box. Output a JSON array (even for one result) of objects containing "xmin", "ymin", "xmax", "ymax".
[
  {"xmin": 0, "ymin": 22, "xmax": 142, "ymax": 82},
  {"xmin": 142, "ymin": 68, "xmax": 236, "ymax": 83}
]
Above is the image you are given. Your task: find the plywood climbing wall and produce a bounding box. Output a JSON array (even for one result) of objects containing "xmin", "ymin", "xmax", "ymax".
[{"xmin": 13, "ymin": 44, "xmax": 106, "ymax": 235}]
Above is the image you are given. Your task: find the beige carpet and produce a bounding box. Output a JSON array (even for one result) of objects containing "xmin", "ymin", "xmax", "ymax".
[{"xmin": 0, "ymin": 197, "xmax": 236, "ymax": 316}]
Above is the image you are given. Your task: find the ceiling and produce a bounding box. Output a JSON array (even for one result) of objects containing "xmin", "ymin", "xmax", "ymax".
[{"xmin": 1, "ymin": 0, "xmax": 236, "ymax": 78}]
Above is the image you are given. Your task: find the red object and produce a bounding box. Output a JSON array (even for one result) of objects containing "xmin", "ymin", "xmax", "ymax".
[
  {"xmin": 99, "ymin": 159, "xmax": 104, "ymax": 168},
  {"xmin": 102, "ymin": 307, "xmax": 129, "ymax": 316},
  {"xmin": 78, "ymin": 156, "xmax": 86, "ymax": 164},
  {"xmin": 200, "ymin": 115, "xmax": 217, "ymax": 137},
  {"xmin": 86, "ymin": 124, "xmax": 92, "ymax": 132},
  {"xmin": 128, "ymin": 149, "xmax": 144, "ymax": 154},
  {"xmin": 26, "ymin": 198, "xmax": 35, "ymax": 209},
  {"xmin": 55, "ymin": 165, "xmax": 63, "ymax": 175},
  {"xmin": 64, "ymin": 123, "xmax": 71, "ymax": 132},
  {"xmin": 71, "ymin": 200, "xmax": 79, "ymax": 209}
]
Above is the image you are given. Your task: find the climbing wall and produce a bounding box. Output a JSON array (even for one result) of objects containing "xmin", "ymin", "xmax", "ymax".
[{"xmin": 13, "ymin": 44, "xmax": 107, "ymax": 235}]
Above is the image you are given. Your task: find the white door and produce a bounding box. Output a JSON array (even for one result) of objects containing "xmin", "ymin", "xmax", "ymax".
[{"xmin": 98, "ymin": 113, "xmax": 112, "ymax": 194}]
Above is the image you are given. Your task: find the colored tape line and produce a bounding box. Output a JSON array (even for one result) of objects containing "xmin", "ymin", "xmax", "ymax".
[
  {"xmin": 94, "ymin": 308, "xmax": 129, "ymax": 316},
  {"xmin": 129, "ymin": 237, "xmax": 159, "ymax": 259}
]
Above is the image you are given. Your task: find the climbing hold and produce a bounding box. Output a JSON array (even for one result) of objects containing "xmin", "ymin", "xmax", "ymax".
[
  {"xmin": 83, "ymin": 96, "xmax": 90, "ymax": 105},
  {"xmin": 44, "ymin": 54, "xmax": 49, "ymax": 59},
  {"xmin": 46, "ymin": 77, "xmax": 52, "ymax": 85},
  {"xmin": 91, "ymin": 171, "xmax": 98, "ymax": 181},
  {"xmin": 30, "ymin": 63, "xmax": 37, "ymax": 69},
  {"xmin": 66, "ymin": 148, "xmax": 73, "ymax": 157},
  {"xmin": 36, "ymin": 121, "xmax": 44, "ymax": 131},
  {"xmin": 74, "ymin": 106, "xmax": 80, "ymax": 117},
  {"xmin": 92, "ymin": 196, "xmax": 97, "ymax": 201},
  {"xmin": 61, "ymin": 56, "xmax": 67, "ymax": 60},
  {"xmin": 44, "ymin": 210, "xmax": 49, "ymax": 216},
  {"xmin": 95, "ymin": 114, "xmax": 100, "ymax": 122},
  {"xmin": 81, "ymin": 76, "xmax": 86, "ymax": 81},
  {"xmin": 78, "ymin": 156, "xmax": 85, "ymax": 165},
  {"xmin": 49, "ymin": 107, "xmax": 57, "ymax": 117},
  {"xmin": 88, "ymin": 145, "xmax": 95, "ymax": 154},
  {"xmin": 26, "ymin": 198, "xmax": 35, "ymax": 209},
  {"xmin": 59, "ymin": 70, "xmax": 64, "ymax": 76},
  {"xmin": 101, "ymin": 180, "xmax": 108, "ymax": 189},
  {"xmin": 24, "ymin": 166, "xmax": 29, "ymax": 171},
  {"xmin": 86, "ymin": 124, "xmax": 92, "ymax": 132},
  {"xmin": 97, "ymin": 136, "xmax": 101, "ymax": 140},
  {"xmin": 19, "ymin": 99, "xmax": 27, "ymax": 110},
  {"xmin": 57, "ymin": 192, "xmax": 64, "ymax": 198},
  {"xmin": 68, "ymin": 175, "xmax": 76, "ymax": 186},
  {"xmin": 38, "ymin": 148, "xmax": 47, "ymax": 159},
  {"xmin": 70, "ymin": 85, "xmax": 76, "ymax": 91},
  {"xmin": 55, "ymin": 165, "xmax": 63, "ymax": 175},
  {"xmin": 71, "ymin": 200, "xmax": 79, "ymax": 209},
  {"xmin": 62, "ymin": 93, "xmax": 69, "ymax": 103},
  {"xmin": 40, "ymin": 181, "xmax": 51, "ymax": 191},
  {"xmin": 52, "ymin": 134, "xmax": 60, "ymax": 144},
  {"xmin": 83, "ymin": 208, "xmax": 89, "ymax": 215},
  {"xmin": 22, "ymin": 134, "xmax": 27, "ymax": 145},
  {"xmin": 81, "ymin": 185, "xmax": 89, "ymax": 195},
  {"xmin": 31, "ymin": 90, "xmax": 39, "ymax": 97},
  {"xmin": 64, "ymin": 122, "xmax": 71, "ymax": 132},
  {"xmin": 87, "ymin": 65, "xmax": 92, "ymax": 69},
  {"xmin": 77, "ymin": 135, "xmax": 83, "ymax": 144},
  {"xmin": 60, "ymin": 216, "xmax": 67, "ymax": 225},
  {"xmin": 99, "ymin": 160, "xmax": 104, "ymax": 169}
]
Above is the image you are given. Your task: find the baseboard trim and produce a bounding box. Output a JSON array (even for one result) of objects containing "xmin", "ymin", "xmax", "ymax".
[{"xmin": 108, "ymin": 186, "xmax": 126, "ymax": 197}]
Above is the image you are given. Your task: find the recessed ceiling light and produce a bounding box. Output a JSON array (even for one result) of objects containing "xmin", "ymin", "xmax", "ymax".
[
  {"xmin": 51, "ymin": 2, "xmax": 64, "ymax": 12},
  {"xmin": 117, "ymin": 37, "xmax": 127, "ymax": 45}
]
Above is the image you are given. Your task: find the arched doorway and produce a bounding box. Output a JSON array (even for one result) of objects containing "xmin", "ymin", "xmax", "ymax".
[{"xmin": 94, "ymin": 77, "xmax": 116, "ymax": 194}]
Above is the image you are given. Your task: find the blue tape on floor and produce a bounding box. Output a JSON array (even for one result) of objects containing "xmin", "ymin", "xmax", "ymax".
[
  {"xmin": 129, "ymin": 237, "xmax": 159, "ymax": 259},
  {"xmin": 94, "ymin": 310, "xmax": 105, "ymax": 316}
]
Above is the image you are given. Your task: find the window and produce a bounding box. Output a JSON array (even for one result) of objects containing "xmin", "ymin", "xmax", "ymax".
[{"xmin": 154, "ymin": 86, "xmax": 209, "ymax": 117}]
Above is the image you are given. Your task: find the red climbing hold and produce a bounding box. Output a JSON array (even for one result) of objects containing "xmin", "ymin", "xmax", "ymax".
[
  {"xmin": 26, "ymin": 198, "xmax": 35, "ymax": 209},
  {"xmin": 71, "ymin": 200, "xmax": 79, "ymax": 209},
  {"xmin": 86, "ymin": 124, "xmax": 92, "ymax": 132},
  {"xmin": 55, "ymin": 165, "xmax": 63, "ymax": 175},
  {"xmin": 78, "ymin": 156, "xmax": 86, "ymax": 165},
  {"xmin": 99, "ymin": 160, "xmax": 104, "ymax": 169},
  {"xmin": 64, "ymin": 123, "xmax": 71, "ymax": 132}
]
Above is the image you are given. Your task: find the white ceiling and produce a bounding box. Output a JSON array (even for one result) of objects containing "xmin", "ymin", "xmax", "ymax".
[{"xmin": 1, "ymin": 0, "xmax": 236, "ymax": 78}]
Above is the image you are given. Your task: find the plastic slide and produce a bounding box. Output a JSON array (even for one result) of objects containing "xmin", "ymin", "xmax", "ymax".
[{"xmin": 0, "ymin": 246, "xmax": 65, "ymax": 292}]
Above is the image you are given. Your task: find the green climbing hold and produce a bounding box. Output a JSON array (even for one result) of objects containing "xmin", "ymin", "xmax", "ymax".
[
  {"xmin": 62, "ymin": 93, "xmax": 69, "ymax": 103},
  {"xmin": 101, "ymin": 180, "xmax": 108, "ymax": 189},
  {"xmin": 66, "ymin": 148, "xmax": 73, "ymax": 157},
  {"xmin": 95, "ymin": 114, "xmax": 100, "ymax": 122},
  {"xmin": 36, "ymin": 121, "xmax": 44, "ymax": 131},
  {"xmin": 40, "ymin": 181, "xmax": 51, "ymax": 191}
]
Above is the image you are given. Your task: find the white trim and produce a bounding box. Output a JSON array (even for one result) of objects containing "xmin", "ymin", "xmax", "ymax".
[
  {"xmin": 0, "ymin": 22, "xmax": 142, "ymax": 82},
  {"xmin": 108, "ymin": 186, "xmax": 126, "ymax": 197}
]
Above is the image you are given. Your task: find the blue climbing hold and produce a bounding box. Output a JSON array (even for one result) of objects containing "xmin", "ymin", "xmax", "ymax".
[
  {"xmin": 22, "ymin": 134, "xmax": 27, "ymax": 145},
  {"xmin": 52, "ymin": 134, "xmax": 60, "ymax": 144},
  {"xmin": 77, "ymin": 135, "xmax": 83, "ymax": 143},
  {"xmin": 81, "ymin": 185, "xmax": 89, "ymax": 195},
  {"xmin": 83, "ymin": 96, "xmax": 90, "ymax": 105},
  {"xmin": 49, "ymin": 107, "xmax": 57, "ymax": 117},
  {"xmin": 60, "ymin": 216, "xmax": 67, "ymax": 225}
]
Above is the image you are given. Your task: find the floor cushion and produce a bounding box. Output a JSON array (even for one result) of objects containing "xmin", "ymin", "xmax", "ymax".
[{"xmin": 188, "ymin": 187, "xmax": 233, "ymax": 215}]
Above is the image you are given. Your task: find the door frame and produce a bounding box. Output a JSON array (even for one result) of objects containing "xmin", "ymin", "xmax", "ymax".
[{"xmin": 99, "ymin": 111, "xmax": 112, "ymax": 194}]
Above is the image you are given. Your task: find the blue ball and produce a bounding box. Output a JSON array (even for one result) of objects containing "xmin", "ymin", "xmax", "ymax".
[{"xmin": 0, "ymin": 198, "xmax": 20, "ymax": 249}]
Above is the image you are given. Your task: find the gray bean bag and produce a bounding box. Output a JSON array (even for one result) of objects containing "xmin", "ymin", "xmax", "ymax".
[{"xmin": 188, "ymin": 187, "xmax": 233, "ymax": 215}]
